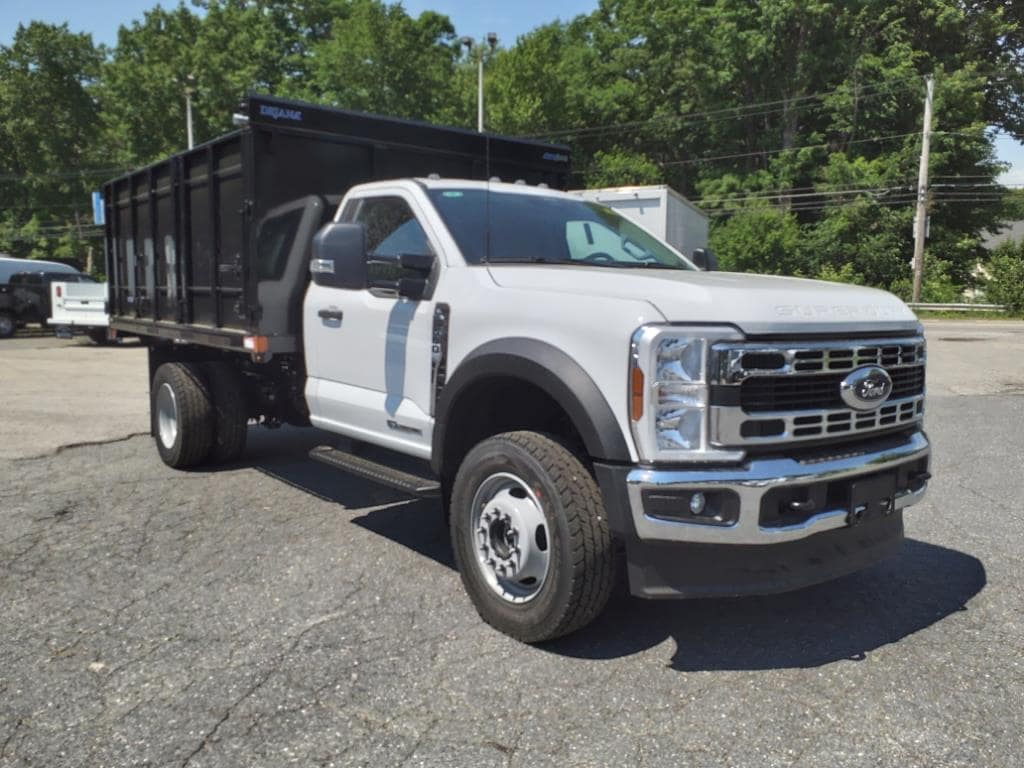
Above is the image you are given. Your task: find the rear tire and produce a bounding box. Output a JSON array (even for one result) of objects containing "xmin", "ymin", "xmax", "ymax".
[
  {"xmin": 0, "ymin": 313, "xmax": 14, "ymax": 339},
  {"xmin": 201, "ymin": 361, "xmax": 249, "ymax": 463},
  {"xmin": 450, "ymin": 431, "xmax": 615, "ymax": 643},
  {"xmin": 151, "ymin": 362, "xmax": 214, "ymax": 468},
  {"xmin": 87, "ymin": 328, "xmax": 109, "ymax": 345}
]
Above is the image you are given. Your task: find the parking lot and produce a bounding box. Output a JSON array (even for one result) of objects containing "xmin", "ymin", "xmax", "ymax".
[{"xmin": 1, "ymin": 320, "xmax": 1022, "ymax": 767}]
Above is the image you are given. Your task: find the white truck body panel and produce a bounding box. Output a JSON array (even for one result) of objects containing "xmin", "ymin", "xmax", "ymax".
[
  {"xmin": 47, "ymin": 281, "xmax": 108, "ymax": 328},
  {"xmin": 571, "ymin": 185, "xmax": 709, "ymax": 259}
]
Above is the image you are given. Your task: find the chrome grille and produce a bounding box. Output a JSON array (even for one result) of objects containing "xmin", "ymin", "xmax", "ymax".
[
  {"xmin": 709, "ymin": 336, "xmax": 926, "ymax": 448},
  {"xmin": 713, "ymin": 337, "xmax": 925, "ymax": 383},
  {"xmin": 740, "ymin": 365, "xmax": 925, "ymax": 412}
]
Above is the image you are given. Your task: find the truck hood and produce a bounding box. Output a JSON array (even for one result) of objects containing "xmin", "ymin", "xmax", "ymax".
[{"xmin": 486, "ymin": 265, "xmax": 920, "ymax": 336}]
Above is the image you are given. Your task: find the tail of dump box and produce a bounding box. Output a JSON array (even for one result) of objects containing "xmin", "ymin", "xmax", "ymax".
[{"xmin": 102, "ymin": 94, "xmax": 571, "ymax": 354}]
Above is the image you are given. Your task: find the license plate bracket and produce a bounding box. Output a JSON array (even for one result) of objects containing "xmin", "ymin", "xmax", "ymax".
[{"xmin": 847, "ymin": 473, "xmax": 897, "ymax": 526}]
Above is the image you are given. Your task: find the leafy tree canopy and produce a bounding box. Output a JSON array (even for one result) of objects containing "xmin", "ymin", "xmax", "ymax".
[{"xmin": 0, "ymin": 0, "xmax": 1021, "ymax": 294}]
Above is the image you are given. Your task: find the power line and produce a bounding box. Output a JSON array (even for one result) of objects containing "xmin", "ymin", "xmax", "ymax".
[
  {"xmin": 587, "ymin": 132, "xmax": 914, "ymax": 173},
  {"xmin": 705, "ymin": 192, "xmax": 1009, "ymax": 217},
  {"xmin": 523, "ymin": 76, "xmax": 924, "ymax": 140},
  {"xmin": 0, "ymin": 168, "xmax": 126, "ymax": 181},
  {"xmin": 692, "ymin": 184, "xmax": 914, "ymax": 206}
]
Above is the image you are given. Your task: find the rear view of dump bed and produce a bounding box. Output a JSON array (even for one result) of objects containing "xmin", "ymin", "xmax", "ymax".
[{"xmin": 103, "ymin": 94, "xmax": 571, "ymax": 354}]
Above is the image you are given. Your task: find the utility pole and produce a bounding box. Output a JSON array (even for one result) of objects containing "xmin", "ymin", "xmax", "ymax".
[
  {"xmin": 477, "ymin": 50, "xmax": 485, "ymax": 132},
  {"xmin": 463, "ymin": 34, "xmax": 498, "ymax": 133},
  {"xmin": 184, "ymin": 73, "xmax": 196, "ymax": 150},
  {"xmin": 911, "ymin": 75, "xmax": 934, "ymax": 304}
]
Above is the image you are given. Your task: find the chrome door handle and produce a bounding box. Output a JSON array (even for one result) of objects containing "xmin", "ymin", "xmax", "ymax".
[{"xmin": 318, "ymin": 309, "xmax": 344, "ymax": 321}]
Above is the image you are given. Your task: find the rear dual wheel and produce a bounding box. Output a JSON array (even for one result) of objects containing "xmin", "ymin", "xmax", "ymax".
[{"xmin": 151, "ymin": 361, "xmax": 248, "ymax": 468}]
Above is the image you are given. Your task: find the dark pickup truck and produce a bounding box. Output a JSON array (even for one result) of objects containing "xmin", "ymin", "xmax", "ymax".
[{"xmin": 0, "ymin": 267, "xmax": 95, "ymax": 338}]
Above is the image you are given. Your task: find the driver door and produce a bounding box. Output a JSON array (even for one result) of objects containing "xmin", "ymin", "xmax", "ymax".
[{"xmin": 304, "ymin": 191, "xmax": 440, "ymax": 458}]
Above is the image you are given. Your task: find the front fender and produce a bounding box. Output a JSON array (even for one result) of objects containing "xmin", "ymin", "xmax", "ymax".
[{"xmin": 431, "ymin": 337, "xmax": 631, "ymax": 474}]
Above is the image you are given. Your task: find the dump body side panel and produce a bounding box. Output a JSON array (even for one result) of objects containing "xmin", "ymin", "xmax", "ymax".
[{"xmin": 104, "ymin": 94, "xmax": 571, "ymax": 354}]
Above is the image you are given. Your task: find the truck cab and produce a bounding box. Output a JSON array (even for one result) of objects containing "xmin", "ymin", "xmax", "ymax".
[
  {"xmin": 0, "ymin": 257, "xmax": 84, "ymax": 338},
  {"xmin": 303, "ymin": 178, "xmax": 930, "ymax": 635}
]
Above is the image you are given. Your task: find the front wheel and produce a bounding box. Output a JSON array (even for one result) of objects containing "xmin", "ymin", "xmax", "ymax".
[
  {"xmin": 450, "ymin": 431, "xmax": 615, "ymax": 643},
  {"xmin": 0, "ymin": 312, "xmax": 14, "ymax": 339}
]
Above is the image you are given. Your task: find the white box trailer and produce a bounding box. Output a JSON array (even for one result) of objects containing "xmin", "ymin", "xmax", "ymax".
[{"xmin": 572, "ymin": 185, "xmax": 709, "ymax": 259}]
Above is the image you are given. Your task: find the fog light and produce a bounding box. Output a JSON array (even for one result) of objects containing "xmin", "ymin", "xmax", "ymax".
[
  {"xmin": 642, "ymin": 489, "xmax": 740, "ymax": 527},
  {"xmin": 689, "ymin": 492, "xmax": 707, "ymax": 515}
]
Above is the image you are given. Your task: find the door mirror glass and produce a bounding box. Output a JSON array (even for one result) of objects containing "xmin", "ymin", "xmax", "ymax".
[
  {"xmin": 311, "ymin": 223, "xmax": 367, "ymax": 289},
  {"xmin": 396, "ymin": 277, "xmax": 429, "ymax": 301},
  {"xmin": 691, "ymin": 248, "xmax": 719, "ymax": 271}
]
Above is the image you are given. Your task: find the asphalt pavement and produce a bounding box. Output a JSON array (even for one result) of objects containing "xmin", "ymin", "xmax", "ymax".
[{"xmin": 0, "ymin": 321, "xmax": 1022, "ymax": 767}]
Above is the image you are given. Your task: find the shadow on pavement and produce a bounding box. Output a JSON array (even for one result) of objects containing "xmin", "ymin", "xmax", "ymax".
[
  {"xmin": 545, "ymin": 538, "xmax": 986, "ymax": 670},
  {"xmin": 232, "ymin": 427, "xmax": 986, "ymax": 671},
  {"xmin": 240, "ymin": 426, "xmax": 452, "ymax": 567}
]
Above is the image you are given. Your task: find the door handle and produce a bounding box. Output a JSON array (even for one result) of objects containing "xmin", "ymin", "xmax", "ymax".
[{"xmin": 318, "ymin": 309, "xmax": 344, "ymax": 321}]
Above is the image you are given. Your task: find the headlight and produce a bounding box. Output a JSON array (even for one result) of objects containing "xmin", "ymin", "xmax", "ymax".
[{"xmin": 629, "ymin": 325, "xmax": 745, "ymax": 463}]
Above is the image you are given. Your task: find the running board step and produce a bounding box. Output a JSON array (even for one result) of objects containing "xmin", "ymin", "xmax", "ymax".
[{"xmin": 309, "ymin": 445, "xmax": 440, "ymax": 498}]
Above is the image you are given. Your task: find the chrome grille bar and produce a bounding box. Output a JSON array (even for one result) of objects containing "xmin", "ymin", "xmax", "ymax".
[
  {"xmin": 711, "ymin": 337, "xmax": 926, "ymax": 384},
  {"xmin": 710, "ymin": 394, "xmax": 925, "ymax": 447}
]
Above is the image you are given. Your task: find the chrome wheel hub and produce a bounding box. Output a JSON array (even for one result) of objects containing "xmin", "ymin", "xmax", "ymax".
[
  {"xmin": 471, "ymin": 473, "xmax": 550, "ymax": 603},
  {"xmin": 156, "ymin": 382, "xmax": 178, "ymax": 449}
]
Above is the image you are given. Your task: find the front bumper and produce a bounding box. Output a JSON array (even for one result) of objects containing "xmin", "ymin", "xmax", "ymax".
[{"xmin": 595, "ymin": 430, "xmax": 931, "ymax": 597}]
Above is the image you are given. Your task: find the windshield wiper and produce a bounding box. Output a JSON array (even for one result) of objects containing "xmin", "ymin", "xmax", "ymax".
[{"xmin": 485, "ymin": 257, "xmax": 567, "ymax": 265}]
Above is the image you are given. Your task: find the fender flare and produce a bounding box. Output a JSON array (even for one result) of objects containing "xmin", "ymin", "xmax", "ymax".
[{"xmin": 431, "ymin": 337, "xmax": 631, "ymax": 474}]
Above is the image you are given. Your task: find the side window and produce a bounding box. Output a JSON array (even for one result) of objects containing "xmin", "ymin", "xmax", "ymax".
[
  {"xmin": 256, "ymin": 208, "xmax": 304, "ymax": 280},
  {"xmin": 353, "ymin": 196, "xmax": 433, "ymax": 282},
  {"xmin": 355, "ymin": 196, "xmax": 431, "ymax": 256}
]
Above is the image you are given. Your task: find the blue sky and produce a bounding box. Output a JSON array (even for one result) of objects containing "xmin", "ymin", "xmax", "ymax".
[
  {"xmin": 2, "ymin": 0, "xmax": 1021, "ymax": 183},
  {"xmin": 0, "ymin": 0, "xmax": 598, "ymax": 47}
]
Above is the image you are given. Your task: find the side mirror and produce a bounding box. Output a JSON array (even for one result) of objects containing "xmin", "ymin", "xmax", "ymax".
[
  {"xmin": 691, "ymin": 248, "xmax": 719, "ymax": 271},
  {"xmin": 311, "ymin": 223, "xmax": 367, "ymax": 289},
  {"xmin": 366, "ymin": 252, "xmax": 436, "ymax": 301}
]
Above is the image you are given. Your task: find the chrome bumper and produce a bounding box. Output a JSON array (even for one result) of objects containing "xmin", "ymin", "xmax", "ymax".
[{"xmin": 626, "ymin": 431, "xmax": 930, "ymax": 545}]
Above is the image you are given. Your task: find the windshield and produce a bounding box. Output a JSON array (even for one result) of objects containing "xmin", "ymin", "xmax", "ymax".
[{"xmin": 426, "ymin": 188, "xmax": 695, "ymax": 270}]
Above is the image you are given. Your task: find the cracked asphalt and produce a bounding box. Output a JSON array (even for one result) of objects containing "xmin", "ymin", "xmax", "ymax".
[{"xmin": 1, "ymin": 320, "xmax": 1023, "ymax": 767}]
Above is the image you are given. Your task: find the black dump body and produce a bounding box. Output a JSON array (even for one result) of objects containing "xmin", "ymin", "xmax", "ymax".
[{"xmin": 104, "ymin": 94, "xmax": 571, "ymax": 354}]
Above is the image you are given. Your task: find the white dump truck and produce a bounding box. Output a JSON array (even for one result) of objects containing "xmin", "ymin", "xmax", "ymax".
[{"xmin": 102, "ymin": 96, "xmax": 931, "ymax": 642}]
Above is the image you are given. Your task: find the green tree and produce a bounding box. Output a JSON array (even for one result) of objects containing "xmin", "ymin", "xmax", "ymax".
[
  {"xmin": 708, "ymin": 208, "xmax": 803, "ymax": 275},
  {"xmin": 985, "ymin": 239, "xmax": 1024, "ymax": 314},
  {"xmin": 0, "ymin": 22, "xmax": 103, "ymax": 263},
  {"xmin": 492, "ymin": 0, "xmax": 1022, "ymax": 292},
  {"xmin": 293, "ymin": 0, "xmax": 459, "ymax": 121}
]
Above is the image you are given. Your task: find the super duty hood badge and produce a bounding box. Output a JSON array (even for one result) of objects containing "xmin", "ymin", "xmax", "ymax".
[{"xmin": 840, "ymin": 366, "xmax": 894, "ymax": 410}]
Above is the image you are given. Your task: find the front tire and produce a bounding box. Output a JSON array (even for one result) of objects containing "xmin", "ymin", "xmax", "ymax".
[
  {"xmin": 0, "ymin": 312, "xmax": 14, "ymax": 339},
  {"xmin": 450, "ymin": 431, "xmax": 615, "ymax": 643},
  {"xmin": 151, "ymin": 362, "xmax": 214, "ymax": 468}
]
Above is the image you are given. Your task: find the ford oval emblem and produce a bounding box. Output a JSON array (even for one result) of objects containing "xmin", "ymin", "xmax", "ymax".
[{"xmin": 840, "ymin": 366, "xmax": 893, "ymax": 411}]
